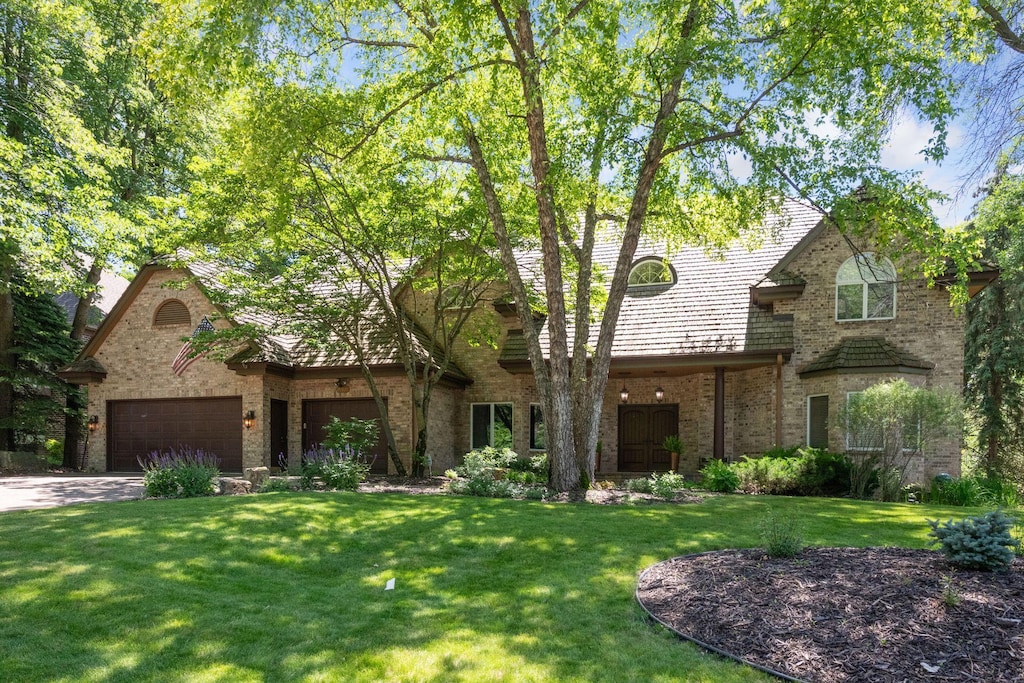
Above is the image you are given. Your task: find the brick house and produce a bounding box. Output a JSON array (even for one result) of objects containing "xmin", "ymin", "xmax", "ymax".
[{"xmin": 60, "ymin": 200, "xmax": 995, "ymax": 479}]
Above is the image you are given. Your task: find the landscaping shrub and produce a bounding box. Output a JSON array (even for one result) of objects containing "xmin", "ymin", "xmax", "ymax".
[
  {"xmin": 457, "ymin": 447, "xmax": 519, "ymax": 478},
  {"xmin": 732, "ymin": 448, "xmax": 851, "ymax": 497},
  {"xmin": 138, "ymin": 447, "xmax": 221, "ymax": 498},
  {"xmin": 700, "ymin": 459, "xmax": 738, "ymax": 493},
  {"xmin": 44, "ymin": 439, "xmax": 63, "ymax": 466},
  {"xmin": 300, "ymin": 446, "xmax": 370, "ymax": 491},
  {"xmin": 446, "ymin": 447, "xmax": 547, "ymax": 500},
  {"xmin": 625, "ymin": 477, "xmax": 653, "ymax": 494},
  {"xmin": 927, "ymin": 474, "xmax": 1021, "ymax": 507},
  {"xmin": 259, "ymin": 477, "xmax": 295, "ymax": 493},
  {"xmin": 758, "ymin": 509, "xmax": 804, "ymax": 558},
  {"xmin": 928, "ymin": 510, "xmax": 1020, "ymax": 571},
  {"xmin": 650, "ymin": 472, "xmax": 687, "ymax": 500}
]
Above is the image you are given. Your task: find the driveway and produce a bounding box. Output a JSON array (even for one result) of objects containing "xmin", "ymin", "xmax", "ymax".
[{"xmin": 0, "ymin": 475, "xmax": 145, "ymax": 512}]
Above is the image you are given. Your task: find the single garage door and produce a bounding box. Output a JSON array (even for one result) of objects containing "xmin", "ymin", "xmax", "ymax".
[
  {"xmin": 302, "ymin": 398, "xmax": 389, "ymax": 474},
  {"xmin": 107, "ymin": 397, "xmax": 244, "ymax": 472}
]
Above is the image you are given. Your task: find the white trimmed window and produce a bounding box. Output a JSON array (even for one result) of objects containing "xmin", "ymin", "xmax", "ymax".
[
  {"xmin": 835, "ymin": 253, "xmax": 896, "ymax": 321},
  {"xmin": 627, "ymin": 258, "xmax": 675, "ymax": 287},
  {"xmin": 471, "ymin": 403, "xmax": 513, "ymax": 450},
  {"xmin": 806, "ymin": 395, "xmax": 829, "ymax": 449}
]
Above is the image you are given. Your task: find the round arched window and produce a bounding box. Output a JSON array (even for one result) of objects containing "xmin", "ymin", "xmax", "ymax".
[
  {"xmin": 627, "ymin": 258, "xmax": 675, "ymax": 288},
  {"xmin": 835, "ymin": 253, "xmax": 896, "ymax": 321}
]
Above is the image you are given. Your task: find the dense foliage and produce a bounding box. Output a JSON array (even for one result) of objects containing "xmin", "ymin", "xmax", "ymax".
[
  {"xmin": 732, "ymin": 447, "xmax": 851, "ymax": 497},
  {"xmin": 0, "ymin": 279, "xmax": 79, "ymax": 450},
  {"xmin": 153, "ymin": 0, "xmax": 986, "ymax": 491}
]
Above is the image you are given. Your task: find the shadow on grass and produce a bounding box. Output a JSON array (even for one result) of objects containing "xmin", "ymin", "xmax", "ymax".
[{"xmin": 0, "ymin": 493, "xmax": 978, "ymax": 682}]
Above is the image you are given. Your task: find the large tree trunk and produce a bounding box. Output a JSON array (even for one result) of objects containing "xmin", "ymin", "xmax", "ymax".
[{"xmin": 63, "ymin": 261, "xmax": 104, "ymax": 469}]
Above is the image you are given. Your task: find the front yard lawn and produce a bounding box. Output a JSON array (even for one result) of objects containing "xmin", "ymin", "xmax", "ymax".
[{"xmin": 0, "ymin": 493, "xmax": 978, "ymax": 682}]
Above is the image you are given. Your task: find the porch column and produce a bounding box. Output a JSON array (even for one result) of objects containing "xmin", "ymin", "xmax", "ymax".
[
  {"xmin": 775, "ymin": 353, "xmax": 783, "ymax": 447},
  {"xmin": 714, "ymin": 366, "xmax": 725, "ymax": 460}
]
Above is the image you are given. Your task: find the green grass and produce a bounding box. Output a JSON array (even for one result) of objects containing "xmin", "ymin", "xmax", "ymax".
[{"xmin": 0, "ymin": 493, "xmax": 982, "ymax": 682}]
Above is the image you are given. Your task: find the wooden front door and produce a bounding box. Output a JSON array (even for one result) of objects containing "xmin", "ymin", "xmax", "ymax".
[
  {"xmin": 302, "ymin": 398, "xmax": 389, "ymax": 474},
  {"xmin": 617, "ymin": 404, "xmax": 679, "ymax": 472}
]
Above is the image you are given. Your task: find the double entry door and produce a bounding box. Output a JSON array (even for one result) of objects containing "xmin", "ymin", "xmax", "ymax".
[{"xmin": 617, "ymin": 404, "xmax": 679, "ymax": 472}]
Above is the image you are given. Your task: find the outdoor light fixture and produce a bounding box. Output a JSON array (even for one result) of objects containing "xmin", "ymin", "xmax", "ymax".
[
  {"xmin": 655, "ymin": 386, "xmax": 665, "ymax": 403},
  {"xmin": 336, "ymin": 378, "xmax": 350, "ymax": 393},
  {"xmin": 620, "ymin": 385, "xmax": 629, "ymax": 403},
  {"xmin": 243, "ymin": 410, "xmax": 256, "ymax": 430},
  {"xmin": 87, "ymin": 415, "xmax": 99, "ymax": 432}
]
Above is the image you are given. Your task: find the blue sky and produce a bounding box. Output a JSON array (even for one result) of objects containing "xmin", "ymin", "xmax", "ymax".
[{"xmin": 882, "ymin": 110, "xmax": 978, "ymax": 228}]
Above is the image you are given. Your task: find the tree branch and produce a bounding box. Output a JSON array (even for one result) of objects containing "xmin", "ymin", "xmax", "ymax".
[{"xmin": 978, "ymin": 0, "xmax": 1024, "ymax": 54}]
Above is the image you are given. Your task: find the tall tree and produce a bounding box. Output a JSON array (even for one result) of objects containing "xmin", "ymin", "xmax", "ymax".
[
  {"xmin": 964, "ymin": 172, "xmax": 1024, "ymax": 479},
  {"xmin": 180, "ymin": 128, "xmax": 504, "ymax": 475},
  {"xmin": 1, "ymin": 0, "xmax": 198, "ymax": 460},
  {"xmin": 158, "ymin": 0, "xmax": 978, "ymax": 490}
]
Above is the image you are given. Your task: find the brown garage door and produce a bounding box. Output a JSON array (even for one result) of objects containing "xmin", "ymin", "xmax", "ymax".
[
  {"xmin": 107, "ymin": 397, "xmax": 243, "ymax": 472},
  {"xmin": 302, "ymin": 398, "xmax": 388, "ymax": 474}
]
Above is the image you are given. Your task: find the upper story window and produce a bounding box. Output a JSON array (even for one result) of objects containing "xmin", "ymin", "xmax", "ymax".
[
  {"xmin": 835, "ymin": 253, "xmax": 896, "ymax": 321},
  {"xmin": 627, "ymin": 258, "xmax": 675, "ymax": 288},
  {"xmin": 153, "ymin": 299, "xmax": 191, "ymax": 327}
]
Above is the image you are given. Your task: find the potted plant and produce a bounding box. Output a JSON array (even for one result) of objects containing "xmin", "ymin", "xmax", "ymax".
[{"xmin": 662, "ymin": 435, "xmax": 684, "ymax": 473}]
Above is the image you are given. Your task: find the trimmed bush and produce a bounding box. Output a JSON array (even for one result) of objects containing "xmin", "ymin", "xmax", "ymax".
[
  {"xmin": 138, "ymin": 447, "xmax": 221, "ymax": 498},
  {"xmin": 928, "ymin": 510, "xmax": 1020, "ymax": 571}
]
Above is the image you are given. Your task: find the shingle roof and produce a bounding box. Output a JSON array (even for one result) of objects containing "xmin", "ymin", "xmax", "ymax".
[
  {"xmin": 797, "ymin": 337, "xmax": 935, "ymax": 377},
  {"xmin": 529, "ymin": 199, "xmax": 823, "ymax": 358}
]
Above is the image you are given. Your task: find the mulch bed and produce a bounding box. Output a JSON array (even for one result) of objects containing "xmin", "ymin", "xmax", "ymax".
[{"xmin": 636, "ymin": 547, "xmax": 1024, "ymax": 682}]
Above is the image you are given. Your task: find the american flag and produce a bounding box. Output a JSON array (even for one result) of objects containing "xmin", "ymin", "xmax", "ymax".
[{"xmin": 172, "ymin": 317, "xmax": 215, "ymax": 376}]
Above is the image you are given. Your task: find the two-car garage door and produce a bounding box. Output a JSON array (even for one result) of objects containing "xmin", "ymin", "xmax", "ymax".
[{"xmin": 107, "ymin": 398, "xmax": 243, "ymax": 472}]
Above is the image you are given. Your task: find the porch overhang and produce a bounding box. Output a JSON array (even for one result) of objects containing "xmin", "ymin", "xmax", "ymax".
[{"xmin": 498, "ymin": 349, "xmax": 793, "ymax": 375}]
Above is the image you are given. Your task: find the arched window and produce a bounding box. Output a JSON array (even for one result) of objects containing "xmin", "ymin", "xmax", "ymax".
[
  {"xmin": 153, "ymin": 299, "xmax": 192, "ymax": 327},
  {"xmin": 835, "ymin": 253, "xmax": 896, "ymax": 321},
  {"xmin": 627, "ymin": 258, "xmax": 675, "ymax": 288}
]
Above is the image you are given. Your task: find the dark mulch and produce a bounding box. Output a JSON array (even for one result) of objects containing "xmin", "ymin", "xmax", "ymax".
[{"xmin": 637, "ymin": 547, "xmax": 1024, "ymax": 682}]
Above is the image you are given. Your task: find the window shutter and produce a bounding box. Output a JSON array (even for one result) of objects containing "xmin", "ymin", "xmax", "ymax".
[{"xmin": 808, "ymin": 396, "xmax": 829, "ymax": 449}]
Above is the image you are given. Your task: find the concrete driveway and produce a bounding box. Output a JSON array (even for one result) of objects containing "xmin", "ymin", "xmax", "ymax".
[{"xmin": 0, "ymin": 475, "xmax": 145, "ymax": 512}]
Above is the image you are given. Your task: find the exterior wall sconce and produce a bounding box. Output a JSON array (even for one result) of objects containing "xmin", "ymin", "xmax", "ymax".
[
  {"xmin": 655, "ymin": 387, "xmax": 665, "ymax": 403},
  {"xmin": 620, "ymin": 385, "xmax": 629, "ymax": 403},
  {"xmin": 243, "ymin": 410, "xmax": 256, "ymax": 430},
  {"xmin": 87, "ymin": 415, "xmax": 99, "ymax": 432},
  {"xmin": 336, "ymin": 378, "xmax": 350, "ymax": 393}
]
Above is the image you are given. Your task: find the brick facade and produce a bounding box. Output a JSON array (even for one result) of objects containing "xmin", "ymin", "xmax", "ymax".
[{"xmin": 74, "ymin": 218, "xmax": 968, "ymax": 482}]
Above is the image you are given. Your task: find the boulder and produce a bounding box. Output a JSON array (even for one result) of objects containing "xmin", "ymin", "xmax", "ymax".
[
  {"xmin": 244, "ymin": 466, "xmax": 270, "ymax": 487},
  {"xmin": 219, "ymin": 477, "xmax": 253, "ymax": 495}
]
